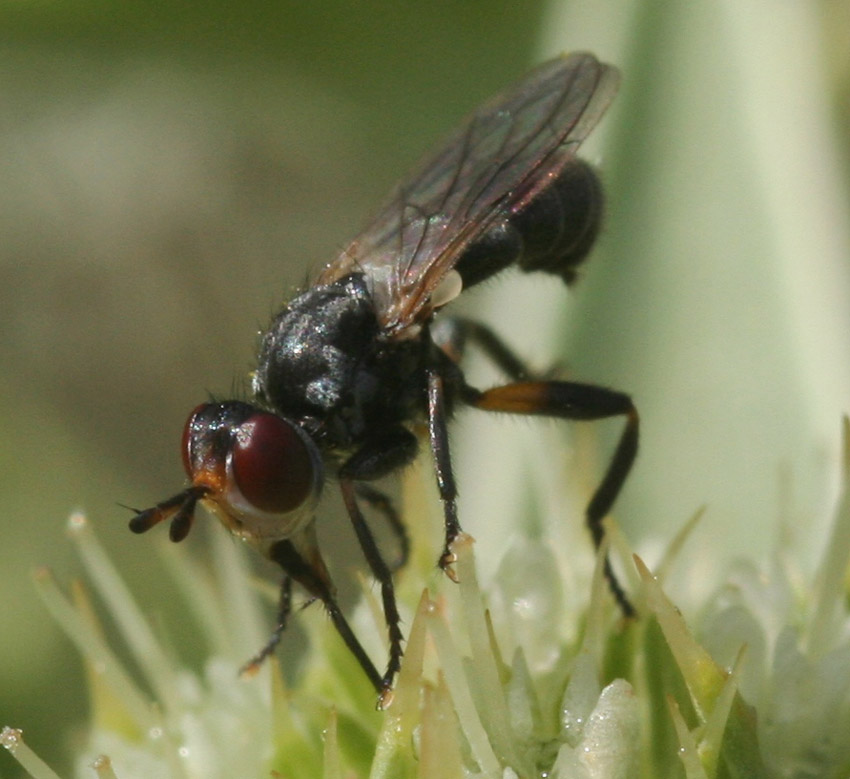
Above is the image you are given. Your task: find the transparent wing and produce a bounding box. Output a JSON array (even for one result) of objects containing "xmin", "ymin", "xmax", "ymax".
[{"xmin": 317, "ymin": 52, "xmax": 620, "ymax": 335}]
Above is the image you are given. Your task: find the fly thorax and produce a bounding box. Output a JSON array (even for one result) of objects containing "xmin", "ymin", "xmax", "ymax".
[{"xmin": 253, "ymin": 274, "xmax": 379, "ymax": 422}]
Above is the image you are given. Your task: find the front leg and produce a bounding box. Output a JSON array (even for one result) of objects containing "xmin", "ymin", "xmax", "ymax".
[
  {"xmin": 355, "ymin": 483, "xmax": 409, "ymax": 573},
  {"xmin": 339, "ymin": 428, "xmax": 418, "ymax": 703},
  {"xmin": 240, "ymin": 575, "xmax": 293, "ymax": 676},
  {"xmin": 266, "ymin": 530, "xmax": 386, "ymax": 696},
  {"xmin": 338, "ymin": 479, "xmax": 404, "ymax": 704}
]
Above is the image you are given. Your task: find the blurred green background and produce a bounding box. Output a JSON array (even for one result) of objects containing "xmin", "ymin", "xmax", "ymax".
[{"xmin": 2, "ymin": 1, "xmax": 849, "ymax": 776}]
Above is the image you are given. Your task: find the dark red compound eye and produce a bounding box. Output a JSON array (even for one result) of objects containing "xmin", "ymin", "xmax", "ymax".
[{"xmin": 230, "ymin": 413, "xmax": 315, "ymax": 514}]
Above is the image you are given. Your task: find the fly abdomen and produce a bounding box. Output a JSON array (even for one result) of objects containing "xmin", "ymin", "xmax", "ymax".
[
  {"xmin": 512, "ymin": 159, "xmax": 603, "ymax": 285},
  {"xmin": 454, "ymin": 220, "xmax": 523, "ymax": 289},
  {"xmin": 454, "ymin": 159, "xmax": 603, "ymax": 290}
]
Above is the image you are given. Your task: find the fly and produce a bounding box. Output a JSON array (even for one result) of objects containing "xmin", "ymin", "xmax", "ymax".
[{"xmin": 129, "ymin": 52, "xmax": 638, "ymax": 709}]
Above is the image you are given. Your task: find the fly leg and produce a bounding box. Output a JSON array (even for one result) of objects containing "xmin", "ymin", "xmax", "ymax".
[
  {"xmin": 339, "ymin": 429, "xmax": 418, "ymax": 703},
  {"xmin": 462, "ymin": 379, "xmax": 638, "ymax": 616},
  {"xmin": 265, "ymin": 531, "xmax": 386, "ymax": 696},
  {"xmin": 426, "ymin": 367, "xmax": 463, "ymax": 579},
  {"xmin": 432, "ymin": 316, "xmax": 531, "ymax": 379},
  {"xmin": 355, "ymin": 483, "xmax": 409, "ymax": 573},
  {"xmin": 340, "ymin": 480, "xmax": 404, "ymax": 705},
  {"xmin": 240, "ymin": 575, "xmax": 293, "ymax": 675}
]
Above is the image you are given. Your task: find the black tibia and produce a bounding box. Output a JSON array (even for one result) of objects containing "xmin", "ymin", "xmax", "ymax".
[
  {"xmin": 340, "ymin": 432, "xmax": 416, "ymax": 573},
  {"xmin": 241, "ymin": 576, "xmax": 293, "ymax": 675},
  {"xmin": 426, "ymin": 368, "xmax": 461, "ymax": 575},
  {"xmin": 267, "ymin": 536, "xmax": 384, "ymax": 692},
  {"xmin": 463, "ymin": 379, "xmax": 639, "ymax": 617},
  {"xmin": 355, "ymin": 483, "xmax": 409, "ymax": 573},
  {"xmin": 340, "ymin": 479, "xmax": 405, "ymax": 694}
]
